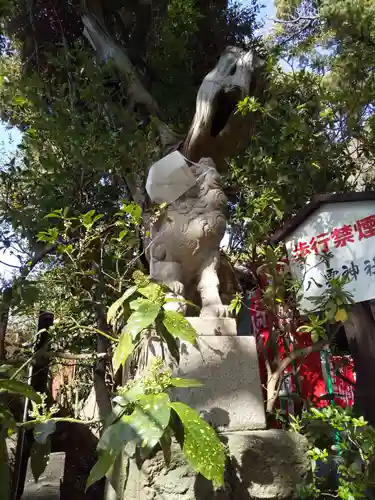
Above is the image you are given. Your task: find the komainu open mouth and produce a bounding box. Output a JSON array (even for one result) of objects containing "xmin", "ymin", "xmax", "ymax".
[{"xmin": 210, "ymin": 86, "xmax": 242, "ymax": 138}]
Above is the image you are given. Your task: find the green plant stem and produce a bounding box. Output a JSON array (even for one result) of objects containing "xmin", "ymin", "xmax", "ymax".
[
  {"xmin": 70, "ymin": 319, "xmax": 118, "ymax": 342},
  {"xmin": 10, "ymin": 354, "xmax": 35, "ymax": 380},
  {"xmin": 18, "ymin": 417, "xmax": 102, "ymax": 428}
]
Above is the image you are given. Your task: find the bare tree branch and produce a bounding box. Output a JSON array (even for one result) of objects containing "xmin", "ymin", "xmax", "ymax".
[
  {"xmin": 266, "ymin": 338, "xmax": 328, "ymax": 412},
  {"xmin": 0, "ymin": 259, "xmax": 20, "ymax": 269},
  {"xmin": 82, "ymin": 12, "xmax": 159, "ymax": 116},
  {"xmin": 270, "ymin": 15, "xmax": 318, "ymax": 24},
  {"xmin": 2, "ymin": 350, "xmax": 108, "ymax": 365}
]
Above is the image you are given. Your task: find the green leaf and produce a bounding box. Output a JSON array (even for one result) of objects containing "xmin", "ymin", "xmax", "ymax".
[
  {"xmin": 0, "ymin": 379, "xmax": 42, "ymax": 404},
  {"xmin": 113, "ymin": 382, "xmax": 145, "ymax": 406},
  {"xmin": 164, "ymin": 297, "xmax": 199, "ymax": 310},
  {"xmin": 107, "ymin": 285, "xmax": 137, "ymax": 326},
  {"xmin": 34, "ymin": 420, "xmax": 56, "ymax": 444},
  {"xmin": 0, "ymin": 404, "xmax": 17, "ymax": 433},
  {"xmin": 83, "ymin": 209, "xmax": 96, "ymax": 219},
  {"xmin": 86, "ymin": 449, "xmax": 117, "ymax": 491},
  {"xmin": 112, "ymin": 331, "xmax": 134, "ymax": 373},
  {"xmin": 159, "ymin": 322, "xmax": 180, "ymax": 364},
  {"xmin": 93, "ymin": 214, "xmax": 104, "ymax": 224},
  {"xmin": 162, "ymin": 310, "xmax": 197, "ymax": 344},
  {"xmin": 129, "ymin": 393, "xmax": 171, "ymax": 449},
  {"xmin": 170, "ymin": 402, "xmax": 225, "ymax": 486},
  {"xmin": 44, "ymin": 212, "xmax": 62, "ymax": 219},
  {"xmin": 124, "ymin": 301, "xmax": 160, "ymax": 337},
  {"xmin": 0, "ymin": 432, "xmax": 9, "ymax": 500},
  {"xmin": 138, "ymin": 282, "xmax": 163, "ymax": 302},
  {"xmin": 97, "ymin": 414, "xmax": 137, "ymax": 453},
  {"xmin": 129, "ymin": 297, "xmax": 154, "ymax": 311},
  {"xmin": 170, "ymin": 378, "xmax": 202, "ymax": 388},
  {"xmin": 30, "ymin": 439, "xmax": 51, "ymax": 482},
  {"xmin": 311, "ymin": 332, "xmax": 319, "ymax": 343},
  {"xmin": 118, "ymin": 229, "xmax": 128, "ymax": 241},
  {"xmin": 12, "ymin": 95, "xmax": 28, "ymax": 106},
  {"xmin": 121, "ymin": 202, "xmax": 142, "ymax": 222}
]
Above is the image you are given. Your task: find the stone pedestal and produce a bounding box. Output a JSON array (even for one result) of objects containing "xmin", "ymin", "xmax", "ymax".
[
  {"xmin": 122, "ymin": 431, "xmax": 310, "ymax": 500},
  {"xmin": 119, "ymin": 318, "xmax": 309, "ymax": 500},
  {"xmin": 173, "ymin": 317, "xmax": 266, "ymax": 431}
]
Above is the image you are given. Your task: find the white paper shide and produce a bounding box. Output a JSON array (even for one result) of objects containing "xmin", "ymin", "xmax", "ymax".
[{"xmin": 146, "ymin": 150, "xmax": 196, "ymax": 205}]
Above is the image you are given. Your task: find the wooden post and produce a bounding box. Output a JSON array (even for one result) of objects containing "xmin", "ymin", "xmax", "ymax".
[
  {"xmin": 11, "ymin": 311, "xmax": 54, "ymax": 500},
  {"xmin": 344, "ymin": 302, "xmax": 375, "ymax": 425}
]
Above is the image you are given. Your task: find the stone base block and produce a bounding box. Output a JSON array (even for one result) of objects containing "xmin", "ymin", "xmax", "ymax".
[
  {"xmin": 173, "ymin": 335, "xmax": 266, "ymax": 431},
  {"xmin": 186, "ymin": 317, "xmax": 237, "ymax": 336},
  {"xmin": 226, "ymin": 430, "xmax": 310, "ymax": 499},
  {"xmin": 122, "ymin": 431, "xmax": 309, "ymax": 500}
]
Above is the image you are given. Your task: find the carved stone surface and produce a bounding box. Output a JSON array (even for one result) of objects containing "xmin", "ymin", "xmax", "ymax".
[
  {"xmin": 183, "ymin": 47, "xmax": 267, "ymax": 173},
  {"xmin": 146, "ymin": 157, "xmax": 228, "ymax": 318},
  {"xmin": 173, "ymin": 334, "xmax": 266, "ymax": 432},
  {"xmin": 122, "ymin": 432, "xmax": 309, "ymax": 500},
  {"xmin": 145, "ymin": 47, "xmax": 267, "ymax": 318}
]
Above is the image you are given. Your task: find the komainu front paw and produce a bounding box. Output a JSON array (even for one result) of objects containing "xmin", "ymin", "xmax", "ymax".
[
  {"xmin": 200, "ymin": 304, "xmax": 230, "ymax": 318},
  {"xmin": 165, "ymin": 280, "xmax": 185, "ymax": 296},
  {"xmin": 164, "ymin": 294, "xmax": 187, "ymax": 314}
]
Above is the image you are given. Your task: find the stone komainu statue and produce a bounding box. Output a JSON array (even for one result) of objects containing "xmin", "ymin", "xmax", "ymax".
[
  {"xmin": 145, "ymin": 46, "xmax": 267, "ymax": 317},
  {"xmin": 146, "ymin": 157, "xmax": 229, "ymax": 317}
]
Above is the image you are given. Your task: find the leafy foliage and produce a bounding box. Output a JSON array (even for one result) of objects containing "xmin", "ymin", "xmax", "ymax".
[
  {"xmin": 0, "ymin": 279, "xmax": 224, "ymax": 490},
  {"xmin": 170, "ymin": 402, "xmax": 226, "ymax": 487},
  {"xmin": 90, "ymin": 358, "xmax": 226, "ymax": 487},
  {"xmin": 290, "ymin": 405, "xmax": 375, "ymax": 500},
  {"xmin": 0, "ymin": 378, "xmax": 42, "ymax": 404},
  {"xmin": 107, "ymin": 275, "xmax": 197, "ymax": 374}
]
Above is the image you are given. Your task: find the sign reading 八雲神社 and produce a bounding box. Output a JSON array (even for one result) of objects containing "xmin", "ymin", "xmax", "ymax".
[{"xmin": 284, "ymin": 200, "xmax": 375, "ymax": 312}]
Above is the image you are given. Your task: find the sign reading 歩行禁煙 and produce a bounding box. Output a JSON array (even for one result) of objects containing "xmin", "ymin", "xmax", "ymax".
[{"xmin": 282, "ymin": 199, "xmax": 375, "ymax": 312}]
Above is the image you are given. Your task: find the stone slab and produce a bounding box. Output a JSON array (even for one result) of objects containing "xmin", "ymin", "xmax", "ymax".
[
  {"xmin": 186, "ymin": 317, "xmax": 237, "ymax": 336},
  {"xmin": 173, "ymin": 335, "xmax": 266, "ymax": 431}
]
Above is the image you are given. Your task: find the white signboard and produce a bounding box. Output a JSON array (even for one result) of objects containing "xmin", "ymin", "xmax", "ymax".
[{"xmin": 284, "ymin": 200, "xmax": 375, "ymax": 312}]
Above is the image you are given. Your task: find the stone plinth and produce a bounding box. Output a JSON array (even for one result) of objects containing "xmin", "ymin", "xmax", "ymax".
[
  {"xmin": 186, "ymin": 317, "xmax": 237, "ymax": 336},
  {"xmin": 173, "ymin": 318, "xmax": 266, "ymax": 431},
  {"xmin": 226, "ymin": 430, "xmax": 309, "ymax": 499},
  {"xmin": 122, "ymin": 432, "xmax": 309, "ymax": 500}
]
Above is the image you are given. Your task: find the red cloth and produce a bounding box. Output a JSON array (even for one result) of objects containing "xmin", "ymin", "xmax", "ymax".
[{"xmin": 249, "ymin": 279, "xmax": 355, "ymax": 423}]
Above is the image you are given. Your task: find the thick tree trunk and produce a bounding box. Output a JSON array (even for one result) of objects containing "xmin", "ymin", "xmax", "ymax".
[
  {"xmin": 0, "ymin": 287, "xmax": 12, "ymax": 360},
  {"xmin": 82, "ymin": 12, "xmax": 159, "ymax": 117}
]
